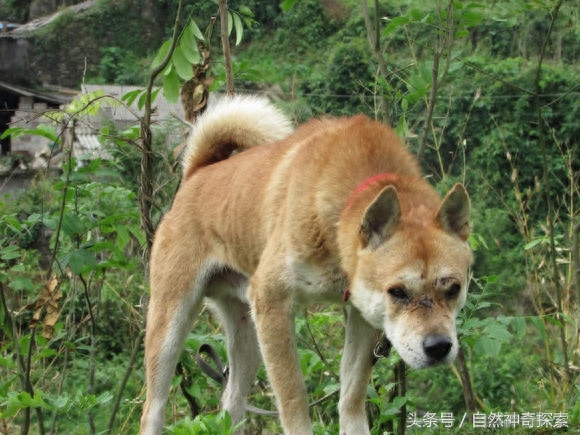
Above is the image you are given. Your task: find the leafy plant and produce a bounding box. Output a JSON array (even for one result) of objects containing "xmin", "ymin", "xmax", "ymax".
[
  {"xmin": 152, "ymin": 5, "xmax": 255, "ymax": 103},
  {"xmin": 165, "ymin": 410, "xmax": 241, "ymax": 434}
]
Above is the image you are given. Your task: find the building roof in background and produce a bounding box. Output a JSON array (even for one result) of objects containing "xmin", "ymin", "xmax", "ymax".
[
  {"xmin": 0, "ymin": 23, "xmax": 19, "ymax": 32},
  {"xmin": 80, "ymin": 84, "xmax": 184, "ymax": 124},
  {"xmin": 1, "ymin": 0, "xmax": 97, "ymax": 39},
  {"xmin": 0, "ymin": 80, "xmax": 72, "ymax": 105},
  {"xmin": 2, "ymin": 82, "xmax": 187, "ymax": 173},
  {"xmin": 77, "ymin": 133, "xmax": 110, "ymax": 160}
]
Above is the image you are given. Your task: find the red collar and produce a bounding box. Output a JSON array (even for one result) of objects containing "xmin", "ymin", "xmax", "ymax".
[{"xmin": 346, "ymin": 173, "xmax": 398, "ymax": 209}]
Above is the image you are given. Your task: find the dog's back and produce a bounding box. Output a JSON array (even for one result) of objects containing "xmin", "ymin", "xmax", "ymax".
[{"xmin": 179, "ymin": 100, "xmax": 427, "ymax": 269}]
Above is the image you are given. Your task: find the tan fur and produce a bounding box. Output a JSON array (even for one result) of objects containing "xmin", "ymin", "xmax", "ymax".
[{"xmin": 140, "ymin": 96, "xmax": 473, "ymax": 435}]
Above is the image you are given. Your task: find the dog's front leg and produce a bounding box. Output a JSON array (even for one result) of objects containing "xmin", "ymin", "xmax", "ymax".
[
  {"xmin": 251, "ymin": 283, "xmax": 312, "ymax": 434},
  {"xmin": 338, "ymin": 305, "xmax": 378, "ymax": 435}
]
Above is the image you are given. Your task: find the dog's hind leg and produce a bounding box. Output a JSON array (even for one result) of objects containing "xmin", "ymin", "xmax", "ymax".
[
  {"xmin": 209, "ymin": 282, "xmax": 261, "ymax": 430},
  {"xmin": 140, "ymin": 259, "xmax": 208, "ymax": 435},
  {"xmin": 338, "ymin": 305, "xmax": 378, "ymax": 435}
]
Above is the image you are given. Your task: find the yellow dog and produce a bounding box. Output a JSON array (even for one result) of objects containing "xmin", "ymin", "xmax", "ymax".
[{"xmin": 140, "ymin": 96, "xmax": 472, "ymax": 434}]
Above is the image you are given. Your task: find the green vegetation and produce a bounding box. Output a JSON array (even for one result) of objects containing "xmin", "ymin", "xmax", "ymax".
[{"xmin": 1, "ymin": 0, "xmax": 579, "ymax": 433}]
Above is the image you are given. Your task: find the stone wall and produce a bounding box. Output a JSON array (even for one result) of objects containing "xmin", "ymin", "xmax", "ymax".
[
  {"xmin": 10, "ymin": 96, "xmax": 54, "ymax": 157},
  {"xmin": 1, "ymin": 0, "xmax": 166, "ymax": 88},
  {"xmin": 0, "ymin": 37, "xmax": 32, "ymax": 85},
  {"xmin": 29, "ymin": 0, "xmax": 59, "ymax": 20}
]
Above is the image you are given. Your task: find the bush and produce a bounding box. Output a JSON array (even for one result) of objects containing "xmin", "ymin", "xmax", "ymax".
[
  {"xmin": 272, "ymin": 0, "xmax": 341, "ymax": 54},
  {"xmin": 302, "ymin": 41, "xmax": 375, "ymax": 116}
]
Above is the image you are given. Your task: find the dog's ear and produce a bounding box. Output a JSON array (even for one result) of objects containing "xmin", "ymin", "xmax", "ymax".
[
  {"xmin": 360, "ymin": 186, "xmax": 401, "ymax": 249},
  {"xmin": 436, "ymin": 183, "xmax": 471, "ymax": 241}
]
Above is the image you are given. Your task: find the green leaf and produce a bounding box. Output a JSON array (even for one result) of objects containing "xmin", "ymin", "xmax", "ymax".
[
  {"xmin": 45, "ymin": 394, "xmax": 69, "ymax": 411},
  {"xmin": 0, "ymin": 127, "xmax": 14, "ymax": 139},
  {"xmin": 137, "ymin": 90, "xmax": 148, "ymax": 111},
  {"xmin": 96, "ymin": 391, "xmax": 114, "ymax": 406},
  {"xmin": 1, "ymin": 124, "xmax": 58, "ymax": 142},
  {"xmin": 232, "ymin": 12, "xmax": 244, "ymax": 46},
  {"xmin": 67, "ymin": 248, "xmax": 96, "ymax": 275},
  {"xmin": 9, "ymin": 276, "xmax": 34, "ymax": 291},
  {"xmin": 383, "ymin": 396, "xmax": 408, "ymax": 416},
  {"xmin": 529, "ymin": 316, "xmax": 547, "ymax": 343},
  {"xmin": 1, "ymin": 245, "xmax": 21, "ymax": 261},
  {"xmin": 163, "ymin": 68, "xmax": 181, "ymax": 103},
  {"xmin": 189, "ymin": 20, "xmax": 205, "ymax": 41},
  {"xmin": 454, "ymin": 29, "xmax": 470, "ymax": 39},
  {"xmin": 510, "ymin": 316, "xmax": 527, "ymax": 338},
  {"xmin": 180, "ymin": 28, "xmax": 201, "ymax": 65},
  {"xmin": 280, "ymin": 0, "xmax": 297, "ymax": 12},
  {"xmin": 120, "ymin": 125, "xmax": 141, "ymax": 140},
  {"xmin": 238, "ymin": 5, "xmax": 254, "ymax": 18},
  {"xmin": 3, "ymin": 214, "xmax": 21, "ymax": 231},
  {"xmin": 151, "ymin": 87, "xmax": 161, "ymax": 104},
  {"xmin": 383, "ymin": 16, "xmax": 410, "ymax": 36},
  {"xmin": 227, "ymin": 12, "xmax": 234, "ymax": 36},
  {"xmin": 115, "ymin": 225, "xmax": 130, "ymax": 249},
  {"xmin": 484, "ymin": 275, "xmax": 498, "ymax": 284},
  {"xmin": 0, "ymin": 390, "xmax": 48, "ymax": 418},
  {"xmin": 152, "ymin": 39, "xmax": 172, "ymax": 70},
  {"xmin": 61, "ymin": 213, "xmax": 84, "ymax": 237},
  {"xmin": 172, "ymin": 46, "xmax": 193, "ymax": 81},
  {"xmin": 543, "ymin": 314, "xmax": 564, "ymax": 328},
  {"xmin": 461, "ymin": 10, "xmax": 484, "ymax": 27},
  {"xmin": 474, "ymin": 336, "xmax": 502, "ymax": 357},
  {"xmin": 524, "ymin": 238, "xmax": 543, "ymax": 250},
  {"xmin": 121, "ymin": 88, "xmax": 144, "ymax": 107},
  {"xmin": 136, "ymin": 87, "xmax": 159, "ymax": 111},
  {"xmin": 409, "ymin": 8, "xmax": 424, "ymax": 21},
  {"xmin": 128, "ymin": 225, "xmax": 146, "ymax": 247},
  {"xmin": 482, "ymin": 322, "xmax": 512, "ymax": 342},
  {"xmin": 0, "ymin": 127, "xmax": 22, "ymax": 140}
]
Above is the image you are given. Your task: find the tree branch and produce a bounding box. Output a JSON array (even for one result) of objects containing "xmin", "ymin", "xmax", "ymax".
[
  {"xmin": 361, "ymin": 0, "xmax": 390, "ymax": 122},
  {"xmin": 533, "ymin": 0, "xmax": 571, "ymax": 385},
  {"xmin": 140, "ymin": 0, "xmax": 184, "ymax": 260},
  {"xmin": 218, "ymin": 0, "xmax": 234, "ymax": 96}
]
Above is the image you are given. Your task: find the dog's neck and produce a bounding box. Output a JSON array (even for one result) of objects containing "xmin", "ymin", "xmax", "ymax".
[{"xmin": 345, "ymin": 173, "xmax": 399, "ymax": 209}]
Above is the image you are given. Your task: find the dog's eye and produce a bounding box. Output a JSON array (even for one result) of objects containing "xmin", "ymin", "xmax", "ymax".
[
  {"xmin": 388, "ymin": 287, "xmax": 410, "ymax": 302},
  {"xmin": 446, "ymin": 284, "xmax": 461, "ymax": 300}
]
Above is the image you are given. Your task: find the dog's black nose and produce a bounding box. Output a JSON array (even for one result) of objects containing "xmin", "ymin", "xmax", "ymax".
[{"xmin": 423, "ymin": 334, "xmax": 452, "ymax": 360}]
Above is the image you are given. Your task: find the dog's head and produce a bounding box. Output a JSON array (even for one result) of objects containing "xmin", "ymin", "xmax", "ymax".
[{"xmin": 345, "ymin": 183, "xmax": 472, "ymax": 369}]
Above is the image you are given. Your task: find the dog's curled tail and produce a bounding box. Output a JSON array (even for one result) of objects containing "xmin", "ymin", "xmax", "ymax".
[{"xmin": 182, "ymin": 95, "xmax": 294, "ymax": 178}]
